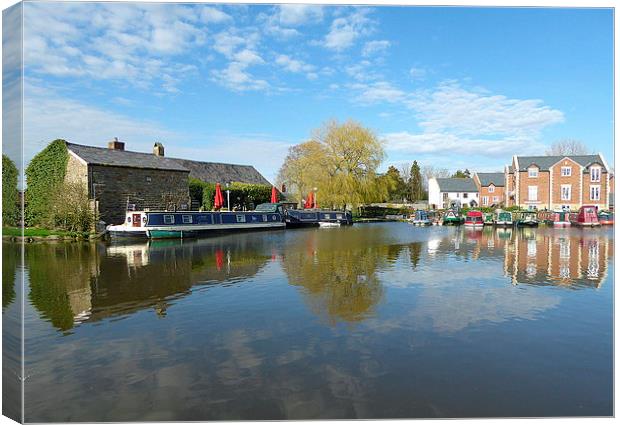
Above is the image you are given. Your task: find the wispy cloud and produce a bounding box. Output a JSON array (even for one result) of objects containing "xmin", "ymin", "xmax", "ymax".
[
  {"xmin": 362, "ymin": 40, "xmax": 390, "ymax": 57},
  {"xmin": 277, "ymin": 5, "xmax": 324, "ymax": 26},
  {"xmin": 324, "ymin": 8, "xmax": 375, "ymax": 51}
]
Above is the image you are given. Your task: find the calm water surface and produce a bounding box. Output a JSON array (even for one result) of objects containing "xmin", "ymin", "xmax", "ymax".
[{"xmin": 4, "ymin": 223, "xmax": 613, "ymax": 420}]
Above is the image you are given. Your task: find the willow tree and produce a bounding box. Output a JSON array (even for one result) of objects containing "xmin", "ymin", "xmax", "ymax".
[
  {"xmin": 277, "ymin": 140, "xmax": 329, "ymax": 207},
  {"xmin": 313, "ymin": 119, "xmax": 385, "ymax": 208}
]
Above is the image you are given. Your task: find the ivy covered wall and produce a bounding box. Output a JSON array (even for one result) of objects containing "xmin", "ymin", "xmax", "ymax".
[
  {"xmin": 2, "ymin": 154, "xmax": 19, "ymax": 226},
  {"xmin": 24, "ymin": 139, "xmax": 69, "ymax": 226}
]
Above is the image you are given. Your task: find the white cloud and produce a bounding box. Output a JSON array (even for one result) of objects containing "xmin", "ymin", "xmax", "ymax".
[
  {"xmin": 211, "ymin": 29, "xmax": 267, "ymax": 91},
  {"xmin": 409, "ymin": 67, "xmax": 426, "ymax": 79},
  {"xmin": 408, "ymin": 81, "xmax": 565, "ymax": 138},
  {"xmin": 275, "ymin": 54, "xmax": 315, "ymax": 75},
  {"xmin": 362, "ymin": 40, "xmax": 390, "ymax": 57},
  {"xmin": 200, "ymin": 6, "xmax": 232, "ymax": 24},
  {"xmin": 277, "ymin": 5, "xmax": 324, "ymax": 26},
  {"xmin": 211, "ymin": 62, "xmax": 269, "ymax": 92},
  {"xmin": 324, "ymin": 8, "xmax": 374, "ymax": 51},
  {"xmin": 350, "ymin": 81, "xmax": 406, "ymax": 105}
]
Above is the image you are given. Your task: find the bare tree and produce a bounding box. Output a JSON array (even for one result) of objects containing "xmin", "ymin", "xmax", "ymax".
[
  {"xmin": 399, "ymin": 162, "xmax": 412, "ymax": 183},
  {"xmin": 545, "ymin": 139, "xmax": 592, "ymax": 156},
  {"xmin": 421, "ymin": 165, "xmax": 450, "ymax": 189}
]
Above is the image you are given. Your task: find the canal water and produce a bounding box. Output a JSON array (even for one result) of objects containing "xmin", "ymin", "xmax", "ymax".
[{"xmin": 3, "ymin": 223, "xmax": 613, "ymax": 420}]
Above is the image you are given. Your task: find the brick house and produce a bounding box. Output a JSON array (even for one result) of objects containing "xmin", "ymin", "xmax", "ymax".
[
  {"xmin": 65, "ymin": 139, "xmax": 271, "ymax": 224},
  {"xmin": 504, "ymin": 154, "xmax": 610, "ymax": 211},
  {"xmin": 428, "ymin": 178, "xmax": 479, "ymax": 209},
  {"xmin": 473, "ymin": 172, "xmax": 505, "ymax": 207}
]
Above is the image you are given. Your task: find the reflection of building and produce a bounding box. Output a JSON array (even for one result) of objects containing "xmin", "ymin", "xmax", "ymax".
[{"xmin": 504, "ymin": 230, "xmax": 612, "ymax": 288}]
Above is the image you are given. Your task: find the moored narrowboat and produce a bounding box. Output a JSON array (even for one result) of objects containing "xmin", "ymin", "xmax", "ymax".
[
  {"xmin": 107, "ymin": 203, "xmax": 286, "ymax": 239},
  {"xmin": 494, "ymin": 211, "xmax": 513, "ymax": 227},
  {"xmin": 571, "ymin": 205, "xmax": 601, "ymax": 227},
  {"xmin": 598, "ymin": 210, "xmax": 614, "ymax": 225},
  {"xmin": 442, "ymin": 209, "xmax": 464, "ymax": 225},
  {"xmin": 516, "ymin": 213, "xmax": 539, "ymax": 227},
  {"xmin": 464, "ymin": 210, "xmax": 484, "ymax": 228},
  {"xmin": 483, "ymin": 212, "xmax": 494, "ymax": 225},
  {"xmin": 412, "ymin": 210, "xmax": 432, "ymax": 226},
  {"xmin": 285, "ymin": 208, "xmax": 353, "ymax": 227},
  {"xmin": 546, "ymin": 210, "xmax": 571, "ymax": 228}
]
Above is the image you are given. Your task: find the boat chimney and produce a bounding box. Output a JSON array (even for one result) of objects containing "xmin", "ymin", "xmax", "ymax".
[
  {"xmin": 108, "ymin": 137, "xmax": 125, "ymax": 151},
  {"xmin": 153, "ymin": 142, "xmax": 165, "ymax": 157},
  {"xmin": 281, "ymin": 183, "xmax": 286, "ymax": 193}
]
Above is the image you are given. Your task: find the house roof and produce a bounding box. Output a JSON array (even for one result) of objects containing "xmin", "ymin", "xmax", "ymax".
[
  {"xmin": 516, "ymin": 155, "xmax": 607, "ymax": 172},
  {"xmin": 67, "ymin": 142, "xmax": 271, "ymax": 185},
  {"xmin": 476, "ymin": 172, "xmax": 505, "ymax": 187},
  {"xmin": 435, "ymin": 178, "xmax": 478, "ymax": 192}
]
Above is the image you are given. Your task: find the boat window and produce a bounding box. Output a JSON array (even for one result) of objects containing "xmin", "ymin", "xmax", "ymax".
[
  {"xmin": 127, "ymin": 217, "xmax": 131, "ymax": 223},
  {"xmin": 182, "ymin": 215, "xmax": 192, "ymax": 224},
  {"xmin": 336, "ymin": 214, "xmax": 343, "ymax": 219},
  {"xmin": 236, "ymin": 215, "xmax": 246, "ymax": 223},
  {"xmin": 164, "ymin": 215, "xmax": 174, "ymax": 224},
  {"xmin": 262, "ymin": 215, "xmax": 268, "ymax": 222},
  {"xmin": 272, "ymin": 215, "xmax": 278, "ymax": 221}
]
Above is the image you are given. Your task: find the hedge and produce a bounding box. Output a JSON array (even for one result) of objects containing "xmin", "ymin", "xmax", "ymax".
[
  {"xmin": 24, "ymin": 139, "xmax": 69, "ymax": 226},
  {"xmin": 2, "ymin": 154, "xmax": 19, "ymax": 226},
  {"xmin": 189, "ymin": 178, "xmax": 273, "ymax": 211}
]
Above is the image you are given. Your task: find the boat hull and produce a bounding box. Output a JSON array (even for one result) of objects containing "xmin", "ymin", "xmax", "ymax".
[
  {"xmin": 494, "ymin": 221, "xmax": 513, "ymax": 227},
  {"xmin": 108, "ymin": 222, "xmax": 286, "ymax": 239}
]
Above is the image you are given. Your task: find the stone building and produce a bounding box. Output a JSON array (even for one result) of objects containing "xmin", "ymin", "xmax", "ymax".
[
  {"xmin": 65, "ymin": 139, "xmax": 271, "ymax": 224},
  {"xmin": 504, "ymin": 154, "xmax": 611, "ymax": 210}
]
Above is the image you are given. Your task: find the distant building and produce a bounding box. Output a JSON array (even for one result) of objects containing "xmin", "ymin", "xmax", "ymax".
[
  {"xmin": 473, "ymin": 172, "xmax": 505, "ymax": 207},
  {"xmin": 504, "ymin": 154, "xmax": 611, "ymax": 210},
  {"xmin": 428, "ymin": 178, "xmax": 479, "ymax": 209},
  {"xmin": 66, "ymin": 139, "xmax": 271, "ymax": 224}
]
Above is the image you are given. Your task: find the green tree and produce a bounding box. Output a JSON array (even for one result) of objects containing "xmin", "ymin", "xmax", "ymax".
[
  {"xmin": 452, "ymin": 169, "xmax": 468, "ymax": 178},
  {"xmin": 2, "ymin": 154, "xmax": 19, "ymax": 226},
  {"xmin": 385, "ymin": 165, "xmax": 406, "ymax": 201},
  {"xmin": 410, "ymin": 161, "xmax": 424, "ymax": 201}
]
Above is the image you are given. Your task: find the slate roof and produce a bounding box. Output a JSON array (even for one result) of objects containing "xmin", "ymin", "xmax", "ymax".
[
  {"xmin": 476, "ymin": 172, "xmax": 505, "ymax": 187},
  {"xmin": 67, "ymin": 142, "xmax": 271, "ymax": 185},
  {"xmin": 435, "ymin": 178, "xmax": 478, "ymax": 192},
  {"xmin": 516, "ymin": 155, "xmax": 607, "ymax": 172}
]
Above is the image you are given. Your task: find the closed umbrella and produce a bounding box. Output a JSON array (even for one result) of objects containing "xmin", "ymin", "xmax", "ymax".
[
  {"xmin": 304, "ymin": 192, "xmax": 314, "ymax": 209},
  {"xmin": 214, "ymin": 183, "xmax": 224, "ymax": 210},
  {"xmin": 271, "ymin": 186, "xmax": 278, "ymax": 203}
]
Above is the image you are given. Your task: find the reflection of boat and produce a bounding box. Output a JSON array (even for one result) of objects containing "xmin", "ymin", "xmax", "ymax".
[
  {"xmin": 571, "ymin": 205, "xmax": 601, "ymax": 227},
  {"xmin": 494, "ymin": 211, "xmax": 513, "ymax": 227},
  {"xmin": 464, "ymin": 210, "xmax": 484, "ymax": 228},
  {"xmin": 107, "ymin": 203, "xmax": 286, "ymax": 239},
  {"xmin": 598, "ymin": 210, "xmax": 614, "ymax": 225},
  {"xmin": 411, "ymin": 210, "xmax": 432, "ymax": 226},
  {"xmin": 516, "ymin": 213, "xmax": 539, "ymax": 227}
]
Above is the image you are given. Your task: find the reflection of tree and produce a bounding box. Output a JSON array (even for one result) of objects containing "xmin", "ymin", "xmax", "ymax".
[
  {"xmin": 281, "ymin": 231, "xmax": 388, "ymax": 324},
  {"xmin": 2, "ymin": 243, "xmax": 18, "ymax": 310},
  {"xmin": 409, "ymin": 242, "xmax": 422, "ymax": 270},
  {"xmin": 26, "ymin": 243, "xmax": 98, "ymax": 331}
]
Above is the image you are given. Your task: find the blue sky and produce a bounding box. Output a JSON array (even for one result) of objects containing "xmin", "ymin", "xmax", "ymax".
[{"xmin": 13, "ymin": 2, "xmax": 614, "ymax": 182}]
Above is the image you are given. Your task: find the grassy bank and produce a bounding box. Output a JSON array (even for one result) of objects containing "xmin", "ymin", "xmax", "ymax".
[{"xmin": 2, "ymin": 227, "xmax": 100, "ymax": 242}]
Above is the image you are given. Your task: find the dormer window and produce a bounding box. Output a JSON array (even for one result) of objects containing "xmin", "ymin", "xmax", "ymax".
[
  {"xmin": 488, "ymin": 185, "xmax": 495, "ymax": 193},
  {"xmin": 561, "ymin": 166, "xmax": 571, "ymax": 177},
  {"xmin": 528, "ymin": 167, "xmax": 539, "ymax": 178},
  {"xmin": 590, "ymin": 166, "xmax": 601, "ymax": 182}
]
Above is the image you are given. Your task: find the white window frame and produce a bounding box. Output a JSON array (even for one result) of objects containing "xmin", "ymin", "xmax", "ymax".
[
  {"xmin": 590, "ymin": 167, "xmax": 601, "ymax": 182},
  {"xmin": 182, "ymin": 215, "xmax": 193, "ymax": 224},
  {"xmin": 528, "ymin": 167, "xmax": 539, "ymax": 178},
  {"xmin": 463, "ymin": 192, "xmax": 468, "ymax": 199},
  {"xmin": 528, "ymin": 186, "xmax": 538, "ymax": 201},
  {"xmin": 492, "ymin": 196, "xmax": 499, "ymax": 203},
  {"xmin": 561, "ymin": 166, "xmax": 571, "ymax": 177},
  {"xmin": 482, "ymin": 196, "xmax": 489, "ymax": 206},
  {"xmin": 561, "ymin": 184, "xmax": 571, "ymax": 201},
  {"xmin": 163, "ymin": 215, "xmax": 174, "ymax": 224},
  {"xmin": 488, "ymin": 185, "xmax": 495, "ymax": 193},
  {"xmin": 590, "ymin": 185, "xmax": 601, "ymax": 201},
  {"xmin": 236, "ymin": 214, "xmax": 246, "ymax": 223}
]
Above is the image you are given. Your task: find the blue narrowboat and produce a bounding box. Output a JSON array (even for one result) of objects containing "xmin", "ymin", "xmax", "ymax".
[
  {"xmin": 107, "ymin": 203, "xmax": 286, "ymax": 239},
  {"xmin": 285, "ymin": 208, "xmax": 353, "ymax": 228}
]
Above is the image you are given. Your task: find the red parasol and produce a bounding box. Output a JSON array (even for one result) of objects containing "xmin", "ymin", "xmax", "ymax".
[
  {"xmin": 214, "ymin": 183, "xmax": 224, "ymax": 210},
  {"xmin": 304, "ymin": 191, "xmax": 314, "ymax": 209},
  {"xmin": 271, "ymin": 186, "xmax": 278, "ymax": 203}
]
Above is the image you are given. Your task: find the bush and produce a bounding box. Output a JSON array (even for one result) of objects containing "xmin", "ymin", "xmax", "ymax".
[
  {"xmin": 25, "ymin": 139, "xmax": 69, "ymax": 226},
  {"xmin": 48, "ymin": 180, "xmax": 96, "ymax": 232},
  {"xmin": 190, "ymin": 179, "xmax": 272, "ymax": 211},
  {"xmin": 2, "ymin": 154, "xmax": 19, "ymax": 226}
]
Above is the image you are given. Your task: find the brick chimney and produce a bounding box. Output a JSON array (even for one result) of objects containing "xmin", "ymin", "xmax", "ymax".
[
  {"xmin": 153, "ymin": 142, "xmax": 165, "ymax": 157},
  {"xmin": 108, "ymin": 137, "xmax": 125, "ymax": 151}
]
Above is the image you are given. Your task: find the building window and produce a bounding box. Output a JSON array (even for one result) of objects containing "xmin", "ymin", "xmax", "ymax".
[
  {"xmin": 528, "ymin": 186, "xmax": 538, "ymax": 201},
  {"xmin": 590, "ymin": 185, "xmax": 601, "ymax": 201},
  {"xmin": 590, "ymin": 167, "xmax": 601, "ymax": 182},
  {"xmin": 146, "ymin": 176, "xmax": 152, "ymax": 182},
  {"xmin": 528, "ymin": 167, "xmax": 538, "ymax": 178},
  {"xmin": 488, "ymin": 185, "xmax": 495, "ymax": 193},
  {"xmin": 492, "ymin": 196, "xmax": 499, "ymax": 203},
  {"xmin": 482, "ymin": 196, "xmax": 488, "ymax": 206},
  {"xmin": 163, "ymin": 215, "xmax": 174, "ymax": 224},
  {"xmin": 560, "ymin": 166, "xmax": 571, "ymax": 177},
  {"xmin": 561, "ymin": 184, "xmax": 571, "ymax": 201},
  {"xmin": 182, "ymin": 215, "xmax": 192, "ymax": 224},
  {"xmin": 463, "ymin": 193, "xmax": 468, "ymax": 199}
]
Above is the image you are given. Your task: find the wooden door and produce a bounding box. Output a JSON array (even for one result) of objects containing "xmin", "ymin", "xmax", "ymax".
[{"xmin": 132, "ymin": 214, "xmax": 142, "ymax": 227}]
